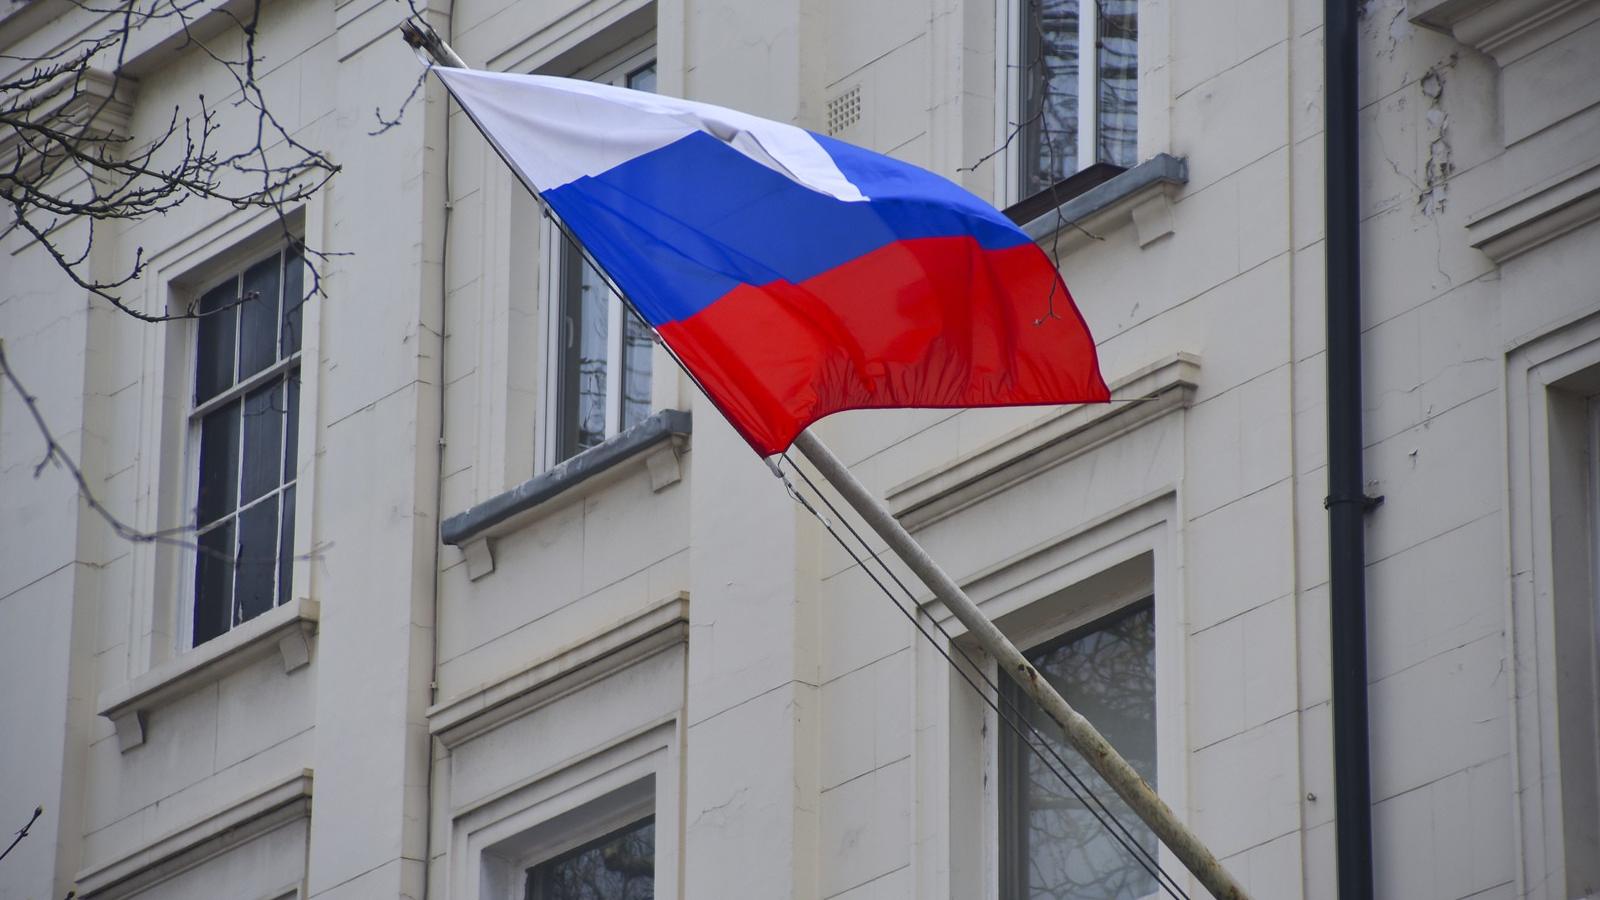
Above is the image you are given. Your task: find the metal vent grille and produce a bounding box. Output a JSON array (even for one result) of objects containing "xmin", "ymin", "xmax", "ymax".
[{"xmin": 825, "ymin": 85, "xmax": 861, "ymax": 136}]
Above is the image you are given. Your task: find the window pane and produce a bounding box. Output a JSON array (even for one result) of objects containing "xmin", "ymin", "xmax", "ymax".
[
  {"xmin": 234, "ymin": 498, "xmax": 278, "ymax": 626},
  {"xmin": 626, "ymin": 62, "xmax": 657, "ymax": 93},
  {"xmin": 195, "ymin": 279, "xmax": 238, "ymax": 403},
  {"xmin": 278, "ymin": 485, "xmax": 296, "ymax": 607},
  {"xmin": 559, "ymin": 246, "xmax": 610, "ymax": 459},
  {"xmin": 193, "ymin": 521, "xmax": 234, "ymax": 646},
  {"xmin": 239, "ymin": 253, "xmax": 282, "ymax": 379},
  {"xmin": 526, "ymin": 817, "xmax": 654, "ymax": 900},
  {"xmin": 240, "ymin": 380, "xmax": 284, "ymax": 505},
  {"xmin": 283, "ymin": 371, "xmax": 300, "ymax": 483},
  {"xmin": 196, "ymin": 401, "xmax": 241, "ymax": 528},
  {"xmin": 282, "ymin": 245, "xmax": 304, "ymax": 357},
  {"xmin": 620, "ymin": 310, "xmax": 653, "ymax": 432},
  {"xmin": 1003, "ymin": 604, "xmax": 1157, "ymax": 900},
  {"xmin": 1022, "ymin": 0, "xmax": 1080, "ymax": 198},
  {"xmin": 1097, "ymin": 0, "xmax": 1138, "ymax": 168}
]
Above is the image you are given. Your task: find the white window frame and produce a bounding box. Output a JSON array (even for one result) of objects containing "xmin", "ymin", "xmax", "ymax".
[
  {"xmin": 178, "ymin": 240, "xmax": 306, "ymax": 650},
  {"xmin": 1506, "ymin": 318, "xmax": 1600, "ymax": 898},
  {"xmin": 922, "ymin": 494, "xmax": 1187, "ymax": 900},
  {"xmin": 995, "ymin": 0, "xmax": 1138, "ymax": 207},
  {"xmin": 454, "ymin": 723, "xmax": 683, "ymax": 900},
  {"xmin": 537, "ymin": 40, "xmax": 658, "ymax": 472}
]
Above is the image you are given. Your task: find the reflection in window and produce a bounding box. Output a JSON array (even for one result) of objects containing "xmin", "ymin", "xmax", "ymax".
[
  {"xmin": 525, "ymin": 817, "xmax": 655, "ymax": 900},
  {"xmin": 550, "ymin": 57, "xmax": 657, "ymax": 463},
  {"xmin": 1019, "ymin": 0, "xmax": 1138, "ymax": 200},
  {"xmin": 1001, "ymin": 601, "xmax": 1156, "ymax": 900}
]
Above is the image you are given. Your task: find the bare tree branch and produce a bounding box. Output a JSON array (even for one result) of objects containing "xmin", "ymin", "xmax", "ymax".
[{"xmin": 0, "ymin": 806, "xmax": 42, "ymax": 865}]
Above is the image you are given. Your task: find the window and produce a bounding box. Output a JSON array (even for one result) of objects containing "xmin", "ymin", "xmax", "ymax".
[
  {"xmin": 524, "ymin": 816, "xmax": 654, "ymax": 900},
  {"xmin": 1000, "ymin": 600, "xmax": 1156, "ymax": 900},
  {"xmin": 548, "ymin": 54, "xmax": 658, "ymax": 463},
  {"xmin": 1017, "ymin": 0, "xmax": 1138, "ymax": 201},
  {"xmin": 188, "ymin": 243, "xmax": 303, "ymax": 647}
]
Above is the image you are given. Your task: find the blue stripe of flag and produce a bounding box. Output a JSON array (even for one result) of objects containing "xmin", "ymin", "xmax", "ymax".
[{"xmin": 542, "ymin": 131, "xmax": 1030, "ymax": 327}]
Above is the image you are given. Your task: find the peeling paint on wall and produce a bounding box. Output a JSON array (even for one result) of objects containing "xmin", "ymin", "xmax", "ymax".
[{"xmin": 1418, "ymin": 58, "xmax": 1456, "ymax": 218}]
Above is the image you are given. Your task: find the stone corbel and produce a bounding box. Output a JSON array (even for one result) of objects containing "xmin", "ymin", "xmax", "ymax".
[
  {"xmin": 98, "ymin": 599, "xmax": 320, "ymax": 752},
  {"xmin": 644, "ymin": 443, "xmax": 683, "ymax": 492},
  {"xmin": 463, "ymin": 536, "xmax": 496, "ymax": 581}
]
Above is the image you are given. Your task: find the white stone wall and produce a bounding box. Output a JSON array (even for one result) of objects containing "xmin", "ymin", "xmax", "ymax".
[{"xmin": 3, "ymin": 0, "xmax": 1599, "ymax": 897}]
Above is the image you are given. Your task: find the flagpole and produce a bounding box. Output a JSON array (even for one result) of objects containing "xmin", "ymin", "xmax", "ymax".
[
  {"xmin": 792, "ymin": 430, "xmax": 1249, "ymax": 900},
  {"xmin": 400, "ymin": 20, "xmax": 1250, "ymax": 898}
]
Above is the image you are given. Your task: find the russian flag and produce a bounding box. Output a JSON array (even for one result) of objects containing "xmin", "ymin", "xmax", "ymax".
[{"xmin": 435, "ymin": 67, "xmax": 1110, "ymax": 457}]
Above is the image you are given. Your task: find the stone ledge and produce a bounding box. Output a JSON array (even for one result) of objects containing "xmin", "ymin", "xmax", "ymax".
[
  {"xmin": 1467, "ymin": 158, "xmax": 1600, "ymax": 262},
  {"xmin": 97, "ymin": 598, "xmax": 319, "ymax": 752},
  {"xmin": 428, "ymin": 592, "xmax": 689, "ymax": 748},
  {"xmin": 1019, "ymin": 154, "xmax": 1189, "ymax": 251},
  {"xmin": 886, "ymin": 354, "xmax": 1201, "ymax": 531},
  {"xmin": 74, "ymin": 770, "xmax": 313, "ymax": 900},
  {"xmin": 1408, "ymin": 0, "xmax": 1598, "ymax": 63},
  {"xmin": 440, "ymin": 409, "xmax": 691, "ymax": 558}
]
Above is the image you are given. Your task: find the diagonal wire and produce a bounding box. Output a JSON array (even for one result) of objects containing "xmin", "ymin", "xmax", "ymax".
[
  {"xmin": 774, "ymin": 455, "xmax": 1192, "ymax": 900},
  {"xmin": 420, "ymin": 44, "xmax": 1184, "ymax": 895},
  {"xmin": 778, "ymin": 452, "xmax": 1189, "ymax": 900}
]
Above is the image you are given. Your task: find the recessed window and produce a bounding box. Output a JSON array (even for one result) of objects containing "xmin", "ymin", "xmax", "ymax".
[
  {"xmin": 524, "ymin": 816, "xmax": 655, "ymax": 900},
  {"xmin": 1000, "ymin": 600, "xmax": 1156, "ymax": 900},
  {"xmin": 188, "ymin": 244, "xmax": 303, "ymax": 646},
  {"xmin": 1018, "ymin": 0, "xmax": 1138, "ymax": 202},
  {"xmin": 549, "ymin": 56, "xmax": 657, "ymax": 463}
]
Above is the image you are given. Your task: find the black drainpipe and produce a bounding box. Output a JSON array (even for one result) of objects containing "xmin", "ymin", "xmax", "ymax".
[{"xmin": 1325, "ymin": 0, "xmax": 1377, "ymax": 896}]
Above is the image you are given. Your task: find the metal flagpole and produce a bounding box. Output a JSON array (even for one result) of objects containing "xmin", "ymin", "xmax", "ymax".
[
  {"xmin": 400, "ymin": 20, "xmax": 1250, "ymax": 899},
  {"xmin": 792, "ymin": 431, "xmax": 1249, "ymax": 900}
]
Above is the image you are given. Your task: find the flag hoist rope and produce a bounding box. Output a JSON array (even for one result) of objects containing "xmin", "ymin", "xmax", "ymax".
[{"xmin": 399, "ymin": 20, "xmax": 1250, "ymax": 899}]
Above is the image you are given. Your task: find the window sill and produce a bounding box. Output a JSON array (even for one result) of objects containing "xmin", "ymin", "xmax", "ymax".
[
  {"xmin": 440, "ymin": 409, "xmax": 691, "ymax": 577},
  {"xmin": 96, "ymin": 597, "xmax": 320, "ymax": 753},
  {"xmin": 1017, "ymin": 153, "xmax": 1188, "ymax": 252}
]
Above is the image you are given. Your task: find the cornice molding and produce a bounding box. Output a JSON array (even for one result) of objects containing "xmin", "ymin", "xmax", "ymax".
[
  {"xmin": 74, "ymin": 770, "xmax": 313, "ymax": 899},
  {"xmin": 886, "ymin": 354, "xmax": 1201, "ymax": 531}
]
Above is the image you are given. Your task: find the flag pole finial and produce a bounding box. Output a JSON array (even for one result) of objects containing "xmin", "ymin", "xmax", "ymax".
[{"xmin": 399, "ymin": 18, "xmax": 467, "ymax": 69}]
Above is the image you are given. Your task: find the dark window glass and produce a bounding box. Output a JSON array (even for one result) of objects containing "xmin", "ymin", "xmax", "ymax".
[
  {"xmin": 193, "ymin": 521, "xmax": 234, "ymax": 645},
  {"xmin": 196, "ymin": 402, "xmax": 241, "ymax": 528},
  {"xmin": 234, "ymin": 499, "xmax": 278, "ymax": 625},
  {"xmin": 558, "ymin": 243, "xmax": 610, "ymax": 460},
  {"xmin": 626, "ymin": 63, "xmax": 657, "ymax": 93},
  {"xmin": 278, "ymin": 485, "xmax": 296, "ymax": 607},
  {"xmin": 1098, "ymin": 0, "xmax": 1138, "ymax": 168},
  {"xmin": 238, "ymin": 255, "xmax": 282, "ymax": 379},
  {"xmin": 283, "ymin": 372, "xmax": 300, "ymax": 481},
  {"xmin": 195, "ymin": 279, "xmax": 238, "ymax": 404},
  {"xmin": 621, "ymin": 311, "xmax": 653, "ymax": 433},
  {"xmin": 1001, "ymin": 602, "xmax": 1156, "ymax": 900},
  {"xmin": 190, "ymin": 245, "xmax": 303, "ymax": 648},
  {"xmin": 1020, "ymin": 0, "xmax": 1138, "ymax": 199},
  {"xmin": 526, "ymin": 817, "xmax": 655, "ymax": 900},
  {"xmin": 1021, "ymin": 0, "xmax": 1081, "ymax": 199},
  {"xmin": 240, "ymin": 382, "xmax": 284, "ymax": 505},
  {"xmin": 282, "ymin": 245, "xmax": 304, "ymax": 356}
]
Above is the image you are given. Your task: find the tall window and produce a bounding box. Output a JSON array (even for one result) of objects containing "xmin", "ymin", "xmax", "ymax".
[
  {"xmin": 1000, "ymin": 601, "xmax": 1156, "ymax": 900},
  {"xmin": 525, "ymin": 816, "xmax": 654, "ymax": 900},
  {"xmin": 1018, "ymin": 0, "xmax": 1138, "ymax": 201},
  {"xmin": 551, "ymin": 56, "xmax": 657, "ymax": 462},
  {"xmin": 189, "ymin": 244, "xmax": 303, "ymax": 647}
]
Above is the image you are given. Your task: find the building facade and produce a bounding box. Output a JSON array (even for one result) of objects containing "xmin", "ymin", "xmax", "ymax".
[{"xmin": 2, "ymin": 0, "xmax": 1598, "ymax": 896}]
